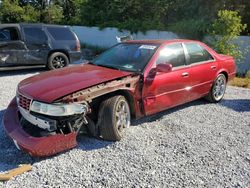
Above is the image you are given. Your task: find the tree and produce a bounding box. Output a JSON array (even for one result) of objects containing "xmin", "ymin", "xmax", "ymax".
[
  {"xmin": 0, "ymin": 0, "xmax": 24, "ymax": 23},
  {"xmin": 52, "ymin": 0, "xmax": 83, "ymax": 25},
  {"xmin": 42, "ymin": 4, "xmax": 64, "ymax": 24},
  {"xmin": 80, "ymin": 0, "xmax": 168, "ymax": 33},
  {"xmin": 21, "ymin": 4, "xmax": 40, "ymax": 22},
  {"xmin": 209, "ymin": 10, "xmax": 247, "ymax": 61}
]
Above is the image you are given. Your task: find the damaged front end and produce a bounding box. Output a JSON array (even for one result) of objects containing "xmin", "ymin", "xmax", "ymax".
[
  {"xmin": 3, "ymin": 94, "xmax": 90, "ymax": 157},
  {"xmin": 3, "ymin": 75, "xmax": 140, "ymax": 157}
]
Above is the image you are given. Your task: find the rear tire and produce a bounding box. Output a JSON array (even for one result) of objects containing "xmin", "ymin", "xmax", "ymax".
[
  {"xmin": 98, "ymin": 95, "xmax": 131, "ymax": 141},
  {"xmin": 47, "ymin": 52, "xmax": 69, "ymax": 70},
  {"xmin": 205, "ymin": 74, "xmax": 227, "ymax": 103}
]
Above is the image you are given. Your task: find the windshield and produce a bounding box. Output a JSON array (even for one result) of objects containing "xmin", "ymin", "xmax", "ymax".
[{"xmin": 91, "ymin": 43, "xmax": 159, "ymax": 72}]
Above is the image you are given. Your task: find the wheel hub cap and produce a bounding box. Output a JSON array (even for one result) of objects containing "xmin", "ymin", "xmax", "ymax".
[
  {"xmin": 115, "ymin": 101, "xmax": 130, "ymax": 132},
  {"xmin": 213, "ymin": 76, "xmax": 226, "ymax": 100},
  {"xmin": 52, "ymin": 56, "xmax": 65, "ymax": 68}
]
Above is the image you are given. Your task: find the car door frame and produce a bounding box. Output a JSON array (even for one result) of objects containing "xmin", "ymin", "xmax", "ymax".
[
  {"xmin": 142, "ymin": 42, "xmax": 192, "ymax": 116},
  {"xmin": 182, "ymin": 41, "xmax": 219, "ymax": 101}
]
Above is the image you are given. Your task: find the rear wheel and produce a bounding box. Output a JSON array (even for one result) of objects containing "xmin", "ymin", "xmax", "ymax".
[
  {"xmin": 47, "ymin": 52, "xmax": 69, "ymax": 70},
  {"xmin": 98, "ymin": 95, "xmax": 131, "ymax": 141},
  {"xmin": 205, "ymin": 74, "xmax": 227, "ymax": 102}
]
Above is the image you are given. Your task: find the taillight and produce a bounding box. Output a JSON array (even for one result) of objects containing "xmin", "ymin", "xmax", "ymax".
[{"xmin": 76, "ymin": 39, "xmax": 81, "ymax": 52}]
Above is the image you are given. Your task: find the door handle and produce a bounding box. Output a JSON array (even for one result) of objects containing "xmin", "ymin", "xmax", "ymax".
[
  {"xmin": 211, "ymin": 65, "xmax": 217, "ymax": 70},
  {"xmin": 182, "ymin": 72, "xmax": 189, "ymax": 77}
]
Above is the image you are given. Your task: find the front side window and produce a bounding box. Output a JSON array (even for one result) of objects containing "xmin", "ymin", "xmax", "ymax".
[
  {"xmin": 184, "ymin": 43, "xmax": 214, "ymax": 64},
  {"xmin": 23, "ymin": 27, "xmax": 47, "ymax": 43},
  {"xmin": 91, "ymin": 43, "xmax": 159, "ymax": 72},
  {"xmin": 156, "ymin": 43, "xmax": 185, "ymax": 68},
  {"xmin": 0, "ymin": 27, "xmax": 20, "ymax": 41}
]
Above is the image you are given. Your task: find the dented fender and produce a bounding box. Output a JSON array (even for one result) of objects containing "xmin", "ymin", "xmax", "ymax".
[{"xmin": 60, "ymin": 75, "xmax": 141, "ymax": 103}]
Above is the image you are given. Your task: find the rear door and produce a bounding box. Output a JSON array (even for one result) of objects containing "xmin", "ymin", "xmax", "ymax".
[
  {"xmin": 21, "ymin": 26, "xmax": 50, "ymax": 65},
  {"xmin": 143, "ymin": 43, "xmax": 191, "ymax": 115},
  {"xmin": 183, "ymin": 42, "xmax": 218, "ymax": 100},
  {"xmin": 0, "ymin": 26, "xmax": 26, "ymax": 66}
]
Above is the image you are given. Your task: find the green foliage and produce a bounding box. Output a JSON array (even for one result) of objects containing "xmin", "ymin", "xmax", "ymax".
[
  {"xmin": 42, "ymin": 4, "xmax": 64, "ymax": 24},
  {"xmin": 0, "ymin": 0, "xmax": 68, "ymax": 24},
  {"xmin": 168, "ymin": 19, "xmax": 210, "ymax": 40},
  {"xmin": 0, "ymin": 0, "xmax": 24, "ymax": 23},
  {"xmin": 0, "ymin": 0, "xmax": 249, "ymax": 39},
  {"xmin": 209, "ymin": 10, "xmax": 247, "ymax": 61},
  {"xmin": 80, "ymin": 0, "xmax": 167, "ymax": 33},
  {"xmin": 52, "ymin": 0, "xmax": 84, "ymax": 25},
  {"xmin": 21, "ymin": 4, "xmax": 40, "ymax": 22}
]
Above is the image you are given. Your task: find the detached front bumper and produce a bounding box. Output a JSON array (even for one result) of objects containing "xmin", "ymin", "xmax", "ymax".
[{"xmin": 3, "ymin": 98, "xmax": 77, "ymax": 157}]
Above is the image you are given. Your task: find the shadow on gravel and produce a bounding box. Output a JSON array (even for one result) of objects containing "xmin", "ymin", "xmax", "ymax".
[
  {"xmin": 132, "ymin": 99, "xmax": 208, "ymax": 126},
  {"xmin": 220, "ymin": 99, "xmax": 250, "ymax": 112},
  {"xmin": 0, "ymin": 67, "xmax": 46, "ymax": 77}
]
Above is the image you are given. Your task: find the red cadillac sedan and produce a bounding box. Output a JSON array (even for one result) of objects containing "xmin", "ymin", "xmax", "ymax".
[{"xmin": 3, "ymin": 39, "xmax": 236, "ymax": 157}]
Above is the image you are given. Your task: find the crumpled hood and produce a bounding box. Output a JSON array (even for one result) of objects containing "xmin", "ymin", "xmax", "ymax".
[{"xmin": 18, "ymin": 64, "xmax": 132, "ymax": 103}]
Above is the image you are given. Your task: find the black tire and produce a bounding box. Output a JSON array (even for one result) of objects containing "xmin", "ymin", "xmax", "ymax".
[
  {"xmin": 47, "ymin": 52, "xmax": 69, "ymax": 70},
  {"xmin": 98, "ymin": 95, "xmax": 131, "ymax": 141},
  {"xmin": 205, "ymin": 74, "xmax": 227, "ymax": 103}
]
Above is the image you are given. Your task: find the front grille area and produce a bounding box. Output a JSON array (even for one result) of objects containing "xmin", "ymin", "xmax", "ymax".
[{"xmin": 18, "ymin": 93, "xmax": 32, "ymax": 111}]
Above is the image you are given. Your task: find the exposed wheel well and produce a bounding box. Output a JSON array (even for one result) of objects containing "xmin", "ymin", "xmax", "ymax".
[
  {"xmin": 90, "ymin": 90, "xmax": 136, "ymax": 120},
  {"xmin": 219, "ymin": 71, "xmax": 228, "ymax": 82}
]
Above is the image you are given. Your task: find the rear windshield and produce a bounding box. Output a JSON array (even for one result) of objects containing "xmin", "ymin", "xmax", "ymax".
[{"xmin": 47, "ymin": 26, "xmax": 75, "ymax": 40}]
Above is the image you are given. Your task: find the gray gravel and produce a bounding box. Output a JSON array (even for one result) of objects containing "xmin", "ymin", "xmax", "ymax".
[{"xmin": 0, "ymin": 69, "xmax": 249, "ymax": 188}]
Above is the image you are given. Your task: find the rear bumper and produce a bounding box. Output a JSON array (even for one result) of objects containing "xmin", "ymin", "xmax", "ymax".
[
  {"xmin": 3, "ymin": 98, "xmax": 77, "ymax": 157},
  {"xmin": 68, "ymin": 51, "xmax": 82, "ymax": 63}
]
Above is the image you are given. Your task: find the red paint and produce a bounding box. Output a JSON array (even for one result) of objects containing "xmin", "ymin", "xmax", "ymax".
[
  {"xmin": 18, "ymin": 64, "xmax": 132, "ymax": 103},
  {"xmin": 3, "ymin": 99, "xmax": 77, "ymax": 157},
  {"xmin": 3, "ymin": 39, "xmax": 236, "ymax": 157}
]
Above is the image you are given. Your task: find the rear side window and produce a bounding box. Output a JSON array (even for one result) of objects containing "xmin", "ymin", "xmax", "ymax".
[
  {"xmin": 47, "ymin": 27, "xmax": 75, "ymax": 40},
  {"xmin": 23, "ymin": 27, "xmax": 47, "ymax": 43},
  {"xmin": 156, "ymin": 43, "xmax": 185, "ymax": 68},
  {"xmin": 185, "ymin": 43, "xmax": 214, "ymax": 64}
]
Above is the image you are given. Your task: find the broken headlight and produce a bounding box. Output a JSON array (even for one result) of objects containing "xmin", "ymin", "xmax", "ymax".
[{"xmin": 30, "ymin": 101, "xmax": 88, "ymax": 117}]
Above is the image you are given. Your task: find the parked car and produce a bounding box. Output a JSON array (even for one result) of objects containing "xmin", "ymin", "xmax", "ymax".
[
  {"xmin": 0, "ymin": 23, "xmax": 81, "ymax": 70},
  {"xmin": 3, "ymin": 39, "xmax": 236, "ymax": 157}
]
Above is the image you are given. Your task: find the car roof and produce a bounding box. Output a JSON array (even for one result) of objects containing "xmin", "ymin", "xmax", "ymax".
[
  {"xmin": 0, "ymin": 23, "xmax": 70, "ymax": 28},
  {"xmin": 124, "ymin": 39, "xmax": 198, "ymax": 45}
]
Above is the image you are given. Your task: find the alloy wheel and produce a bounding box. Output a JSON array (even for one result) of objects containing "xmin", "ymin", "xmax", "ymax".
[{"xmin": 115, "ymin": 99, "xmax": 130, "ymax": 133}]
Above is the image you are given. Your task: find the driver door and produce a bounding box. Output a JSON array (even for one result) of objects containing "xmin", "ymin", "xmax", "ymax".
[
  {"xmin": 0, "ymin": 26, "xmax": 27, "ymax": 66},
  {"xmin": 142, "ymin": 43, "xmax": 191, "ymax": 115}
]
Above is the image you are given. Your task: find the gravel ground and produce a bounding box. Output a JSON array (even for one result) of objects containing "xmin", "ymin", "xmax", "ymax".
[{"xmin": 0, "ymin": 69, "xmax": 249, "ymax": 188}]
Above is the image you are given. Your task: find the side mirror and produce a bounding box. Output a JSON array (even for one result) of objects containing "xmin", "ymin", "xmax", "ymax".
[{"xmin": 156, "ymin": 63, "xmax": 172, "ymax": 73}]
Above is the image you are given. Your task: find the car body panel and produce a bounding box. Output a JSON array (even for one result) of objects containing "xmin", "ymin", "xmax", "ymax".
[
  {"xmin": 18, "ymin": 64, "xmax": 132, "ymax": 103},
  {"xmin": 3, "ymin": 39, "xmax": 236, "ymax": 157},
  {"xmin": 142, "ymin": 43, "xmax": 191, "ymax": 115},
  {"xmin": 3, "ymin": 99, "xmax": 77, "ymax": 157}
]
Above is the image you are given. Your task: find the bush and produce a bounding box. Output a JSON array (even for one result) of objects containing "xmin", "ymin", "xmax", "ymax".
[
  {"xmin": 209, "ymin": 10, "xmax": 247, "ymax": 62},
  {"xmin": 168, "ymin": 19, "xmax": 209, "ymax": 40}
]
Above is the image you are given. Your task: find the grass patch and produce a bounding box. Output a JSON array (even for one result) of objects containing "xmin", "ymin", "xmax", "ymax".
[{"xmin": 229, "ymin": 77, "xmax": 250, "ymax": 88}]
